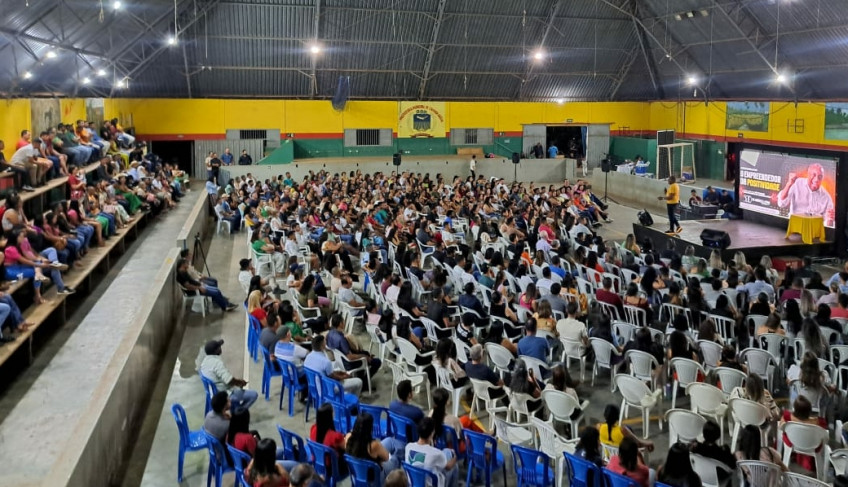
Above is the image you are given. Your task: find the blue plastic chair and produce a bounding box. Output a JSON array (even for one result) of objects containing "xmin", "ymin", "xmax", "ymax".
[
  {"xmin": 306, "ymin": 439, "xmax": 349, "ymax": 487},
  {"xmin": 303, "ymin": 368, "xmax": 324, "ymax": 421},
  {"xmin": 280, "ymin": 360, "xmax": 306, "ymax": 416},
  {"xmin": 199, "ymin": 374, "xmax": 219, "ymax": 416},
  {"xmin": 201, "ymin": 431, "xmax": 235, "ymax": 487},
  {"xmin": 464, "ymin": 429, "xmax": 506, "ymax": 487},
  {"xmin": 359, "ymin": 404, "xmax": 392, "ymax": 439},
  {"xmin": 511, "ymin": 444, "xmax": 553, "ymax": 487},
  {"xmin": 564, "ymin": 452, "xmax": 603, "ymax": 487},
  {"xmin": 320, "ymin": 373, "xmax": 360, "ymax": 408},
  {"xmin": 260, "ymin": 345, "xmax": 284, "ymax": 402},
  {"xmin": 602, "ymin": 469, "xmax": 640, "ymax": 487},
  {"xmin": 344, "ymin": 454, "xmax": 384, "ymax": 487},
  {"xmin": 276, "ymin": 425, "xmax": 307, "ymax": 462},
  {"xmin": 170, "ymin": 403, "xmax": 208, "ymax": 483},
  {"xmin": 329, "ymin": 398, "xmax": 353, "ymax": 434},
  {"xmin": 402, "ymin": 461, "xmax": 440, "ymax": 487},
  {"xmin": 435, "ymin": 424, "xmax": 464, "ymax": 464},
  {"xmin": 654, "ymin": 483, "xmax": 674, "ymax": 487},
  {"xmin": 247, "ymin": 314, "xmax": 260, "ymax": 362},
  {"xmin": 389, "ymin": 412, "xmax": 420, "ymax": 443},
  {"xmin": 226, "ymin": 445, "xmax": 252, "ymax": 487}
]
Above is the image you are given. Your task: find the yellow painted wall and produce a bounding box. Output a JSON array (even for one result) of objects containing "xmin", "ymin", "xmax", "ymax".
[
  {"xmin": 60, "ymin": 98, "xmax": 87, "ymax": 123},
  {"xmin": 648, "ymin": 101, "xmax": 845, "ymax": 149},
  {"xmin": 0, "ymin": 99, "xmax": 31, "ymax": 160}
]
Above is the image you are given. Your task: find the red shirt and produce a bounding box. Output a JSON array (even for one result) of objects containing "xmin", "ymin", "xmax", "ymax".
[
  {"xmin": 250, "ymin": 307, "xmax": 268, "ymax": 324},
  {"xmin": 233, "ymin": 432, "xmax": 257, "ymax": 456},
  {"xmin": 309, "ymin": 424, "xmax": 345, "ymax": 452},
  {"xmin": 607, "ymin": 456, "xmax": 650, "ymax": 487},
  {"xmin": 16, "ymin": 138, "xmax": 30, "ymax": 150},
  {"xmin": 831, "ymin": 307, "xmax": 848, "ymax": 319}
]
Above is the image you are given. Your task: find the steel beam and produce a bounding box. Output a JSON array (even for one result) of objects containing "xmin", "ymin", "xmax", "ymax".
[
  {"xmin": 632, "ymin": 11, "xmax": 663, "ymax": 98},
  {"xmin": 417, "ymin": 0, "xmax": 447, "ymax": 99},
  {"xmin": 608, "ymin": 45, "xmax": 641, "ymax": 100},
  {"xmin": 309, "ymin": 0, "xmax": 321, "ymax": 97}
]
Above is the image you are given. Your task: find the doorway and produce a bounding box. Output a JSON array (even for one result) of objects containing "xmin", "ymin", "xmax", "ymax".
[
  {"xmin": 546, "ymin": 126, "xmax": 584, "ymax": 158},
  {"xmin": 152, "ymin": 141, "xmax": 194, "ymax": 176}
]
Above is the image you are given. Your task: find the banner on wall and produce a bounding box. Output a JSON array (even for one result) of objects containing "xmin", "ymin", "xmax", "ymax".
[
  {"xmin": 398, "ymin": 102, "xmax": 446, "ymax": 138},
  {"xmin": 725, "ymin": 101, "xmax": 770, "ymax": 132},
  {"xmin": 738, "ymin": 149, "xmax": 837, "ymax": 227},
  {"xmin": 824, "ymin": 103, "xmax": 848, "ymax": 140}
]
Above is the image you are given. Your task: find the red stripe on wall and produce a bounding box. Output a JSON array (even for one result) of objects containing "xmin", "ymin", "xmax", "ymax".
[
  {"xmin": 676, "ymin": 132, "xmax": 848, "ymax": 152},
  {"xmin": 499, "ymin": 131, "xmax": 523, "ymax": 137}
]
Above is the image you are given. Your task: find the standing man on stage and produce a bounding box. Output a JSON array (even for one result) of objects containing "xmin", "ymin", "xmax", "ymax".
[
  {"xmin": 469, "ymin": 154, "xmax": 477, "ymax": 180},
  {"xmin": 658, "ymin": 175, "xmax": 682, "ymax": 235}
]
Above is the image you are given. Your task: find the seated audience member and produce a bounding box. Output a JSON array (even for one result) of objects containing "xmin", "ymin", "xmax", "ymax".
[
  {"xmin": 244, "ymin": 439, "xmax": 292, "ymax": 487},
  {"xmin": 735, "ymin": 424, "xmax": 787, "ymax": 481},
  {"xmin": 177, "ymin": 258, "xmax": 237, "ymax": 312},
  {"xmin": 607, "ymin": 436, "xmax": 653, "ymax": 487},
  {"xmin": 203, "ymin": 391, "xmax": 231, "ymax": 443},
  {"xmin": 599, "ymin": 403, "xmax": 655, "ymax": 451},
  {"xmin": 198, "ymin": 339, "xmax": 257, "ymax": 412},
  {"xmin": 574, "ymin": 426, "xmax": 605, "ymax": 467},
  {"xmin": 657, "ymin": 443, "xmax": 702, "ymax": 487},
  {"xmin": 690, "ymin": 420, "xmax": 736, "ymax": 482},
  {"xmin": 517, "ymin": 318, "xmax": 550, "ymax": 364},
  {"xmin": 404, "ymin": 417, "xmax": 459, "ymax": 487},
  {"xmin": 0, "ymin": 140, "xmax": 35, "ymax": 191},
  {"xmin": 304, "ymin": 334, "xmax": 362, "ymax": 396},
  {"xmin": 346, "ymin": 411, "xmax": 400, "ymax": 480},
  {"xmin": 326, "ymin": 313, "xmax": 381, "ymax": 378},
  {"xmin": 464, "ymin": 343, "xmax": 506, "ymax": 400}
]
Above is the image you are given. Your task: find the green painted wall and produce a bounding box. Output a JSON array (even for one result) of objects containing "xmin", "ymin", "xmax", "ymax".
[
  {"xmin": 495, "ymin": 136, "xmax": 522, "ymax": 158},
  {"xmin": 260, "ymin": 139, "xmax": 295, "ymax": 164},
  {"xmin": 397, "ymin": 137, "xmax": 450, "ymax": 156},
  {"xmin": 609, "ymin": 136, "xmax": 658, "ymax": 173},
  {"xmin": 293, "ymin": 139, "xmax": 343, "ymax": 158},
  {"xmin": 692, "ymin": 139, "xmax": 726, "ymax": 180}
]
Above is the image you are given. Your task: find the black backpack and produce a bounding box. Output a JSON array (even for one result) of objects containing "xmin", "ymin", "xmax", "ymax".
[{"xmin": 637, "ymin": 209, "xmax": 653, "ymax": 226}]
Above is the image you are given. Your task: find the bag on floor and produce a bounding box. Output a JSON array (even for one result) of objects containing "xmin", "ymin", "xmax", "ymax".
[{"xmin": 637, "ymin": 209, "xmax": 653, "ymax": 226}]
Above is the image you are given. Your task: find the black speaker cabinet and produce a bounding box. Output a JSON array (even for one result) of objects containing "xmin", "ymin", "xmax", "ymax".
[
  {"xmin": 601, "ymin": 159, "xmax": 611, "ymax": 172},
  {"xmin": 512, "ymin": 152, "xmax": 520, "ymax": 164},
  {"xmin": 392, "ymin": 153, "xmax": 402, "ymax": 166},
  {"xmin": 700, "ymin": 228, "xmax": 731, "ymax": 249}
]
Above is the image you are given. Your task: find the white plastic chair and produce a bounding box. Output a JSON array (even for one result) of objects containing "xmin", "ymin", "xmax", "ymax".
[
  {"xmin": 782, "ymin": 472, "xmax": 829, "ymax": 487},
  {"xmin": 612, "ymin": 321, "xmax": 636, "ymax": 344},
  {"xmin": 666, "ymin": 408, "xmax": 706, "ymax": 445},
  {"xmin": 620, "ymin": 267, "xmax": 639, "ymax": 284},
  {"xmin": 669, "ymin": 357, "xmax": 706, "ymax": 409},
  {"xmin": 180, "ymin": 284, "xmax": 209, "ymax": 316},
  {"xmin": 661, "ymin": 303, "xmax": 692, "ymax": 332},
  {"xmin": 493, "ymin": 416, "xmax": 534, "ymax": 448},
  {"xmin": 778, "ymin": 421, "xmax": 830, "ymax": 481},
  {"xmin": 740, "ymin": 348, "xmax": 778, "ymax": 392},
  {"xmin": 614, "ymin": 374, "xmax": 663, "ymax": 439},
  {"xmin": 728, "ymin": 397, "xmax": 770, "ymax": 451},
  {"xmin": 709, "ymin": 314, "xmax": 736, "ymax": 344},
  {"xmin": 386, "ymin": 359, "xmax": 430, "ymax": 409},
  {"xmin": 624, "ymin": 349, "xmax": 660, "ymax": 391},
  {"xmin": 420, "ymin": 317, "xmax": 455, "ymax": 344},
  {"xmin": 686, "ymin": 382, "xmax": 728, "ymax": 444},
  {"xmin": 453, "ymin": 337, "xmax": 470, "ymax": 364},
  {"xmin": 532, "ymin": 417, "xmax": 578, "ymax": 487},
  {"xmin": 699, "ymin": 340, "xmax": 723, "ymax": 370},
  {"xmin": 396, "ymin": 337, "xmax": 435, "ymax": 386},
  {"xmin": 830, "ymin": 448, "xmax": 848, "ymax": 477},
  {"xmin": 735, "ymin": 460, "xmax": 782, "ymax": 487},
  {"xmin": 690, "ymin": 453, "xmax": 733, "ymax": 487},
  {"xmin": 484, "ymin": 342, "xmax": 513, "ymax": 380},
  {"xmin": 365, "ymin": 324, "xmax": 393, "ymax": 363},
  {"xmin": 542, "ymin": 389, "xmax": 589, "ymax": 440},
  {"xmin": 434, "ymin": 365, "xmax": 470, "ymax": 418},
  {"xmin": 760, "ymin": 333, "xmax": 789, "ymax": 375},
  {"xmin": 214, "ymin": 205, "xmax": 232, "ymax": 234},
  {"xmin": 714, "ymin": 366, "xmax": 747, "ymax": 396},
  {"xmin": 469, "ymin": 378, "xmax": 508, "ymax": 431},
  {"xmin": 590, "ymin": 337, "xmax": 623, "ymax": 392},
  {"xmin": 559, "ymin": 337, "xmax": 586, "ymax": 381},
  {"xmin": 623, "ymin": 305, "xmax": 648, "ymax": 328},
  {"xmin": 508, "ymin": 391, "xmax": 542, "ymax": 425}
]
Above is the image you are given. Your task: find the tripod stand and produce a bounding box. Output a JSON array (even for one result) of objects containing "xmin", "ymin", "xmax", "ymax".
[
  {"xmin": 602, "ymin": 160, "xmax": 619, "ymax": 205},
  {"xmin": 192, "ymin": 232, "xmax": 212, "ymax": 278}
]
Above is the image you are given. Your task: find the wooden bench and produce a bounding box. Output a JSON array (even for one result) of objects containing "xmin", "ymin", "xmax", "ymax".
[
  {"xmin": 0, "ymin": 161, "xmax": 100, "ymax": 210},
  {"xmin": 0, "ymin": 209, "xmax": 150, "ymax": 367},
  {"xmin": 456, "ymin": 147, "xmax": 485, "ymax": 158}
]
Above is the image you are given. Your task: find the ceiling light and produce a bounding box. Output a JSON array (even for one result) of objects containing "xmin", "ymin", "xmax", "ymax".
[
  {"xmin": 555, "ymin": 98, "xmax": 564, "ymax": 105},
  {"xmin": 97, "ymin": 69, "xmax": 107, "ymax": 77},
  {"xmin": 309, "ymin": 43, "xmax": 322, "ymax": 54},
  {"xmin": 45, "ymin": 50, "xmax": 57, "ymax": 59},
  {"xmin": 686, "ymin": 11, "xmax": 695, "ymax": 18},
  {"xmin": 533, "ymin": 49, "xmax": 545, "ymax": 61},
  {"xmin": 167, "ymin": 36, "xmax": 177, "ymax": 46},
  {"xmin": 776, "ymin": 72, "xmax": 787, "ymax": 84},
  {"xmin": 112, "ymin": 1, "xmax": 122, "ymax": 10},
  {"xmin": 23, "ymin": 71, "xmax": 32, "ymax": 79},
  {"xmin": 687, "ymin": 75, "xmax": 698, "ymax": 86},
  {"xmin": 114, "ymin": 79, "xmax": 126, "ymax": 89},
  {"xmin": 82, "ymin": 77, "xmax": 91, "ymax": 85}
]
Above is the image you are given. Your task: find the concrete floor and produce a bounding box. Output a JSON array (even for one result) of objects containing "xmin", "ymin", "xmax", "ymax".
[{"xmin": 125, "ymin": 200, "xmax": 808, "ymax": 487}]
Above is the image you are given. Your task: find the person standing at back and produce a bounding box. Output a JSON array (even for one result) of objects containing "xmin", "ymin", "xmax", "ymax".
[
  {"xmin": 658, "ymin": 175, "xmax": 682, "ymax": 235},
  {"xmin": 469, "ymin": 155, "xmax": 476, "ymax": 180}
]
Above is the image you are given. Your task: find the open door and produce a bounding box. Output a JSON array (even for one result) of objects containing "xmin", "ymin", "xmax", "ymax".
[
  {"xmin": 522, "ymin": 124, "xmax": 546, "ymax": 157},
  {"xmin": 585, "ymin": 124, "xmax": 610, "ymax": 171}
]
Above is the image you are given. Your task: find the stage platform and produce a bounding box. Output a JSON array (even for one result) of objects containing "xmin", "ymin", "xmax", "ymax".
[{"xmin": 632, "ymin": 218, "xmax": 832, "ymax": 262}]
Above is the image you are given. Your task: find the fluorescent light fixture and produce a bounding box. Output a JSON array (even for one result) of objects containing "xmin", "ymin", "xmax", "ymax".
[
  {"xmin": 45, "ymin": 50, "xmax": 57, "ymax": 59},
  {"xmin": 97, "ymin": 69, "xmax": 107, "ymax": 77},
  {"xmin": 686, "ymin": 11, "xmax": 695, "ymax": 18},
  {"xmin": 687, "ymin": 75, "xmax": 698, "ymax": 86},
  {"xmin": 309, "ymin": 43, "xmax": 322, "ymax": 54},
  {"xmin": 167, "ymin": 36, "xmax": 177, "ymax": 46},
  {"xmin": 82, "ymin": 77, "xmax": 91, "ymax": 85},
  {"xmin": 533, "ymin": 49, "xmax": 545, "ymax": 61},
  {"xmin": 114, "ymin": 79, "xmax": 127, "ymax": 89},
  {"xmin": 113, "ymin": 1, "xmax": 122, "ymax": 10},
  {"xmin": 23, "ymin": 71, "xmax": 33, "ymax": 79}
]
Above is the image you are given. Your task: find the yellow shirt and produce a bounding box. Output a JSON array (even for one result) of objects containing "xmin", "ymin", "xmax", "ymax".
[
  {"xmin": 598, "ymin": 423, "xmax": 625, "ymax": 446},
  {"xmin": 666, "ymin": 183, "xmax": 680, "ymax": 205}
]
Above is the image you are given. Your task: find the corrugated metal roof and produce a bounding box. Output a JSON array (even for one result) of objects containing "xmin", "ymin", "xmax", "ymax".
[{"xmin": 0, "ymin": 0, "xmax": 846, "ymax": 100}]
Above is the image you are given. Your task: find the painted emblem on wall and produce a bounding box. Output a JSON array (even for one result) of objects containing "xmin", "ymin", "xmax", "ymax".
[{"xmin": 399, "ymin": 102, "xmax": 445, "ymax": 138}]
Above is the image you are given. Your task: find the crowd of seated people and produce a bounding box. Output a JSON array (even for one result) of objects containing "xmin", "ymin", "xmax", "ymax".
[
  {"xmin": 0, "ymin": 135, "xmax": 185, "ymax": 346},
  {"xmin": 197, "ymin": 168, "xmax": 848, "ymax": 486}
]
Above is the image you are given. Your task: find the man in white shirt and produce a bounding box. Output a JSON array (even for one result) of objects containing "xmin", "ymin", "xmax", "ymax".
[
  {"xmin": 337, "ymin": 276, "xmax": 365, "ymax": 314},
  {"xmin": 284, "ymin": 230, "xmax": 300, "ymax": 257},
  {"xmin": 556, "ymin": 302, "xmax": 589, "ymax": 354},
  {"xmin": 405, "ymin": 417, "xmax": 458, "ymax": 487},
  {"xmin": 469, "ymin": 155, "xmax": 477, "ymax": 179},
  {"xmin": 274, "ymin": 326, "xmax": 309, "ymax": 366},
  {"xmin": 303, "ymin": 334, "xmax": 362, "ymax": 396},
  {"xmin": 9, "ymin": 140, "xmax": 42, "ymax": 190},
  {"xmin": 198, "ymin": 339, "xmax": 257, "ymax": 413},
  {"xmin": 536, "ymin": 267, "xmax": 555, "ymax": 293},
  {"xmin": 777, "ymin": 163, "xmax": 835, "ymax": 226}
]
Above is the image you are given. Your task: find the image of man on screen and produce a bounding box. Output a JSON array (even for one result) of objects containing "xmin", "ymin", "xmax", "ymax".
[{"xmin": 776, "ymin": 163, "xmax": 834, "ymax": 226}]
